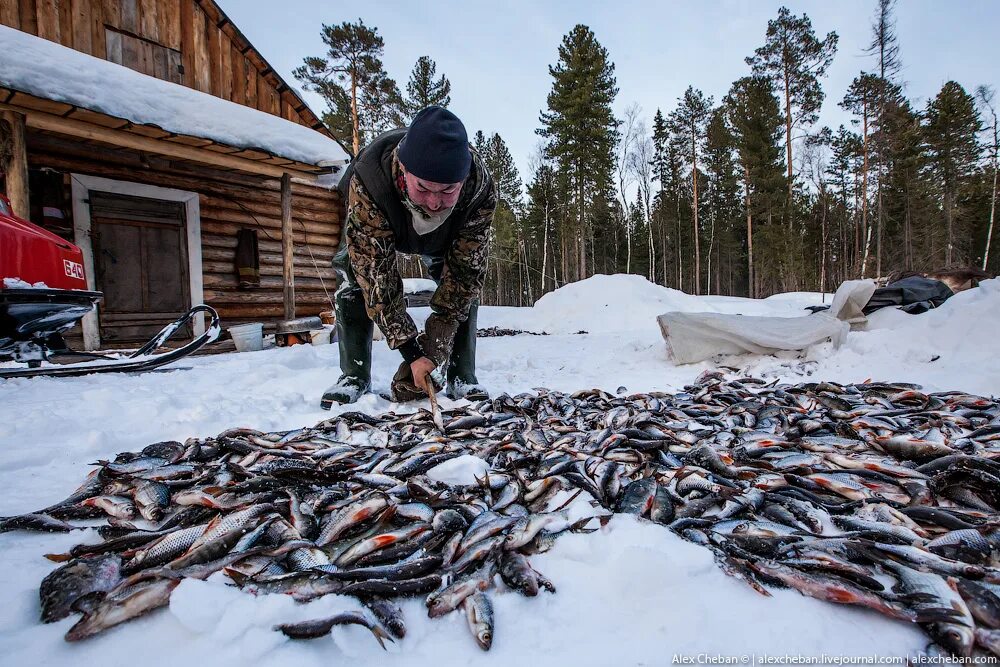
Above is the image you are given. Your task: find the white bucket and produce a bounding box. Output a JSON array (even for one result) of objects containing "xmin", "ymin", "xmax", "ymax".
[{"xmin": 228, "ymin": 323, "xmax": 264, "ymax": 352}]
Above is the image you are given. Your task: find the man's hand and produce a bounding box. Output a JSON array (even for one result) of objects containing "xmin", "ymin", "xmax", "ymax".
[{"xmin": 409, "ymin": 356, "xmax": 437, "ymax": 394}]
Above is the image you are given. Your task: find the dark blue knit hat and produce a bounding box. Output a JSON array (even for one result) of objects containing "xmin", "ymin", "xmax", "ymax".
[{"xmin": 398, "ymin": 106, "xmax": 472, "ymax": 184}]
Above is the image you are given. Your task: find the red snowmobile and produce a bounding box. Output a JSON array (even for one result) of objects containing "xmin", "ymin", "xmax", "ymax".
[{"xmin": 0, "ymin": 194, "xmax": 219, "ymax": 379}]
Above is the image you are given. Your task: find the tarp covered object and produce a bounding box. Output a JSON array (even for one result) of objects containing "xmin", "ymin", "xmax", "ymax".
[{"xmin": 657, "ymin": 280, "xmax": 877, "ymax": 364}]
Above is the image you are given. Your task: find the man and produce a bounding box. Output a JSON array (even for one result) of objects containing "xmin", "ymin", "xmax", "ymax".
[{"xmin": 321, "ymin": 106, "xmax": 496, "ymax": 409}]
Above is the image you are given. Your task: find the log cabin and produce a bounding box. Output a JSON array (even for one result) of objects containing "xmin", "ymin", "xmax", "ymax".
[{"xmin": 0, "ymin": 0, "xmax": 349, "ymax": 349}]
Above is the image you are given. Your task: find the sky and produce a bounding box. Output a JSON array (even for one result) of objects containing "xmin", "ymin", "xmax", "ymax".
[{"xmin": 219, "ymin": 0, "xmax": 1000, "ymax": 182}]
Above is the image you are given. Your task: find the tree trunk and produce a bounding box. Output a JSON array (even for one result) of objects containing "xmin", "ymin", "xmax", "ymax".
[
  {"xmin": 692, "ymin": 130, "xmax": 701, "ymax": 295},
  {"xmin": 782, "ymin": 63, "xmax": 794, "ymax": 227},
  {"xmin": 859, "ymin": 101, "xmax": 871, "ymax": 277},
  {"xmin": 350, "ymin": 68, "xmax": 360, "ymax": 156},
  {"xmin": 745, "ymin": 166, "xmax": 754, "ymax": 299},
  {"xmin": 945, "ymin": 189, "xmax": 954, "ymax": 266},
  {"xmin": 984, "ymin": 142, "xmax": 998, "ymax": 270},
  {"xmin": 0, "ymin": 111, "xmax": 29, "ymax": 219}
]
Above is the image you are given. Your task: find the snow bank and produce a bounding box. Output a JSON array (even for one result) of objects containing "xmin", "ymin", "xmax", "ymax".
[
  {"xmin": 425, "ymin": 454, "xmax": 489, "ymax": 486},
  {"xmin": 767, "ymin": 277, "xmax": 1000, "ymax": 396},
  {"xmin": 488, "ymin": 274, "xmax": 822, "ymax": 335},
  {"xmin": 0, "ymin": 26, "xmax": 349, "ymax": 168}
]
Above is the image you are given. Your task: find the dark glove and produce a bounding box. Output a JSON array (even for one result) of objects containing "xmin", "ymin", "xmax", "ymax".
[
  {"xmin": 419, "ymin": 313, "xmax": 460, "ymax": 367},
  {"xmin": 390, "ymin": 361, "xmax": 443, "ymax": 403}
]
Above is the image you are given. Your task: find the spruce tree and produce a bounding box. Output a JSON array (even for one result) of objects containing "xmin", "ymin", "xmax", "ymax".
[
  {"xmin": 403, "ymin": 56, "xmax": 452, "ymax": 117},
  {"xmin": 537, "ymin": 24, "xmax": 620, "ymax": 281},
  {"xmin": 924, "ymin": 81, "xmax": 982, "ymax": 265},
  {"xmin": 668, "ymin": 86, "xmax": 713, "ymax": 294},
  {"xmin": 725, "ymin": 76, "xmax": 786, "ymax": 296},
  {"xmin": 704, "ymin": 107, "xmax": 740, "ymax": 295},
  {"xmin": 747, "ymin": 7, "xmax": 838, "ymax": 218}
]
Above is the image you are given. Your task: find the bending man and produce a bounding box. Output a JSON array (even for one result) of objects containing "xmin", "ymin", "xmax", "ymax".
[{"xmin": 322, "ymin": 106, "xmax": 496, "ymax": 408}]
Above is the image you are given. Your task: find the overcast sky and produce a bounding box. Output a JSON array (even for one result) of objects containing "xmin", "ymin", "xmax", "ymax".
[{"xmin": 219, "ymin": 0, "xmax": 1000, "ymax": 181}]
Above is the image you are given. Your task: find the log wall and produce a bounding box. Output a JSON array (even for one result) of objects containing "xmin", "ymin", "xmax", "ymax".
[
  {"xmin": 0, "ymin": 0, "xmax": 331, "ymax": 136},
  {"xmin": 26, "ymin": 131, "xmax": 343, "ymax": 327}
]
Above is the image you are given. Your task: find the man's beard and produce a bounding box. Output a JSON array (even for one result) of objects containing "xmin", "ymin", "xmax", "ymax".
[{"xmin": 403, "ymin": 195, "xmax": 456, "ymax": 236}]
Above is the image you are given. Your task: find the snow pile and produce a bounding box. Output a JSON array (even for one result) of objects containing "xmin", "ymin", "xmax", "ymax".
[
  {"xmin": 0, "ymin": 26, "xmax": 349, "ymax": 168},
  {"xmin": 3, "ymin": 277, "xmax": 49, "ymax": 289},
  {"xmin": 403, "ymin": 278, "xmax": 437, "ymax": 294},
  {"xmin": 775, "ymin": 277, "xmax": 1000, "ymax": 396},
  {"xmin": 486, "ymin": 274, "xmax": 822, "ymax": 335}
]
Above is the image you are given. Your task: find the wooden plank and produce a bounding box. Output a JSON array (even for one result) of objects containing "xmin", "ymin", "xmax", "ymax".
[
  {"xmin": 0, "ymin": 110, "xmax": 29, "ymax": 219},
  {"xmin": 192, "ymin": 4, "xmax": 210, "ymax": 92},
  {"xmin": 105, "ymin": 26, "xmax": 122, "ymax": 63},
  {"xmin": 137, "ymin": 0, "xmax": 156, "ymax": 42},
  {"xmin": 207, "ymin": 12, "xmax": 222, "ymax": 97},
  {"xmin": 102, "ymin": 0, "xmax": 120, "ymax": 28},
  {"xmin": 0, "ymin": 0, "xmax": 21, "ymax": 28},
  {"xmin": 219, "ymin": 34, "xmax": 232, "ymax": 100},
  {"xmin": 126, "ymin": 123, "xmax": 171, "ymax": 139},
  {"xmin": 167, "ymin": 49, "xmax": 183, "ymax": 84},
  {"xmin": 118, "ymin": 0, "xmax": 136, "ymax": 32},
  {"xmin": 121, "ymin": 31, "xmax": 139, "ymax": 70},
  {"xmin": 166, "ymin": 134, "xmax": 215, "ymax": 147},
  {"xmin": 230, "ymin": 42, "xmax": 245, "ymax": 104},
  {"xmin": 90, "ymin": 0, "xmax": 105, "ymax": 59},
  {"xmin": 244, "ymin": 56, "xmax": 257, "ymax": 108},
  {"xmin": 17, "ymin": 0, "xmax": 37, "ymax": 35},
  {"xmin": 178, "ymin": 0, "xmax": 193, "ymax": 87},
  {"xmin": 8, "ymin": 91, "xmax": 74, "ymax": 115},
  {"xmin": 34, "ymin": 0, "xmax": 57, "ymax": 41},
  {"xmin": 71, "ymin": 0, "xmax": 92, "ymax": 53},
  {"xmin": 160, "ymin": 0, "xmax": 179, "ymax": 50},
  {"xmin": 152, "ymin": 40, "xmax": 167, "ymax": 79},
  {"xmin": 10, "ymin": 106, "xmax": 320, "ymax": 180},
  {"xmin": 66, "ymin": 107, "xmax": 130, "ymax": 128},
  {"xmin": 58, "ymin": 0, "xmax": 73, "ymax": 46},
  {"xmin": 281, "ymin": 173, "xmax": 295, "ymax": 319}
]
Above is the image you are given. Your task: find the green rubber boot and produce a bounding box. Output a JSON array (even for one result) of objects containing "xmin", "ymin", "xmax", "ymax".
[
  {"xmin": 321, "ymin": 274, "xmax": 373, "ymax": 410},
  {"xmin": 446, "ymin": 301, "xmax": 488, "ymax": 401}
]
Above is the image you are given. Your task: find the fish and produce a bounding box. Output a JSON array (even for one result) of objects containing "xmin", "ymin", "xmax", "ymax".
[
  {"xmin": 274, "ymin": 611, "xmax": 391, "ymax": 647},
  {"xmin": 15, "ymin": 376, "xmax": 1000, "ymax": 654},
  {"xmin": 39, "ymin": 554, "xmax": 123, "ymax": 623},
  {"xmin": 463, "ymin": 591, "xmax": 494, "ymax": 651}
]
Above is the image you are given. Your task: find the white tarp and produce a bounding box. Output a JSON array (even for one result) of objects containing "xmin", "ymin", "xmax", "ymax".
[{"xmin": 658, "ymin": 280, "xmax": 877, "ymax": 364}]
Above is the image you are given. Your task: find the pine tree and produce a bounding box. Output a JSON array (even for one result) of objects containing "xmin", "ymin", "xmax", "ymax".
[
  {"xmin": 402, "ymin": 56, "xmax": 452, "ymax": 117},
  {"xmin": 725, "ymin": 76, "xmax": 786, "ymax": 296},
  {"xmin": 747, "ymin": 7, "xmax": 838, "ymax": 220},
  {"xmin": 294, "ymin": 19, "xmax": 400, "ymax": 155},
  {"xmin": 668, "ymin": 86, "xmax": 713, "ymax": 295},
  {"xmin": 924, "ymin": 81, "xmax": 982, "ymax": 266},
  {"xmin": 537, "ymin": 25, "xmax": 620, "ymax": 281},
  {"xmin": 527, "ymin": 157, "xmax": 561, "ymax": 292}
]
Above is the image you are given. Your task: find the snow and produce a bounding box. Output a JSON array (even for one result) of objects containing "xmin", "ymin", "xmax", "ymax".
[
  {"xmin": 0, "ymin": 26, "xmax": 349, "ymax": 169},
  {"xmin": 3, "ymin": 277, "xmax": 49, "ymax": 289},
  {"xmin": 403, "ymin": 278, "xmax": 438, "ymax": 295},
  {"xmin": 3, "ymin": 274, "xmax": 1000, "ymax": 665},
  {"xmin": 426, "ymin": 454, "xmax": 490, "ymax": 486}
]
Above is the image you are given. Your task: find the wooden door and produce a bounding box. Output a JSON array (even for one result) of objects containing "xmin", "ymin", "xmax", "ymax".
[{"xmin": 89, "ymin": 191, "xmax": 190, "ymax": 343}]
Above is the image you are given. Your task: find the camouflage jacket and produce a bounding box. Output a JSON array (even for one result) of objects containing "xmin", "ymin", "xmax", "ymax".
[{"xmin": 344, "ymin": 147, "xmax": 496, "ymax": 356}]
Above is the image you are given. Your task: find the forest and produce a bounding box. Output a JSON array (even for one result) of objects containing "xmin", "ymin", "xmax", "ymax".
[{"xmin": 293, "ymin": 0, "xmax": 999, "ymax": 305}]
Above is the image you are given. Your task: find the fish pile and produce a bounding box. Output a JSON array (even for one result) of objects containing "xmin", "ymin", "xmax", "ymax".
[{"xmin": 5, "ymin": 372, "xmax": 1000, "ymax": 657}]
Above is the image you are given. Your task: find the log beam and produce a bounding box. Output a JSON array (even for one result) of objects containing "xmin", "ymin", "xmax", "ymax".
[
  {"xmin": 281, "ymin": 172, "xmax": 295, "ymax": 320},
  {"xmin": 0, "ymin": 110, "xmax": 30, "ymax": 219}
]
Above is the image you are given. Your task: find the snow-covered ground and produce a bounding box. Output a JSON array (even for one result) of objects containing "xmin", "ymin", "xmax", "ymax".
[{"xmin": 2, "ymin": 274, "xmax": 999, "ymax": 666}]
